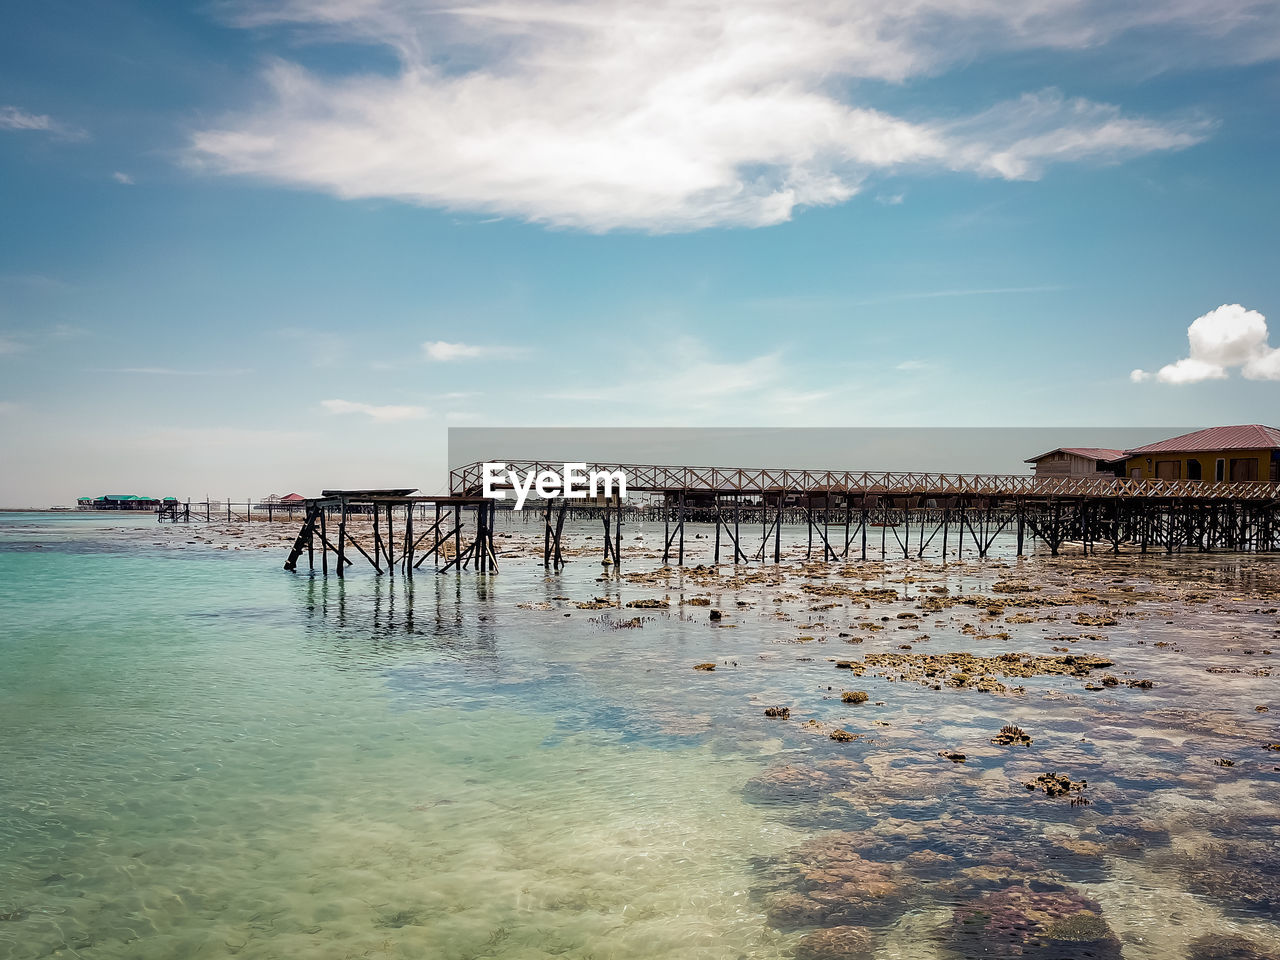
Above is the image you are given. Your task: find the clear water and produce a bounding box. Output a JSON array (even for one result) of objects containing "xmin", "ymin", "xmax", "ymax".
[{"xmin": 1, "ymin": 513, "xmax": 1278, "ymax": 959}]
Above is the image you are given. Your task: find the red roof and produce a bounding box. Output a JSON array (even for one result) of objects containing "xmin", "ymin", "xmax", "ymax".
[
  {"xmin": 280, "ymin": 493, "xmax": 306, "ymax": 501},
  {"xmin": 1126, "ymin": 425, "xmax": 1280, "ymax": 455},
  {"xmin": 1025, "ymin": 447, "xmax": 1126, "ymax": 464}
]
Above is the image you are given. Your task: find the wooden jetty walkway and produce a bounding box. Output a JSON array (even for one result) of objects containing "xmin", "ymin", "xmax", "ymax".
[{"xmin": 282, "ymin": 461, "xmax": 1280, "ymax": 576}]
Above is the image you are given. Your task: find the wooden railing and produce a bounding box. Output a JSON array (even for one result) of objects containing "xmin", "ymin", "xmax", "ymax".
[{"xmin": 450, "ymin": 460, "xmax": 1280, "ymax": 501}]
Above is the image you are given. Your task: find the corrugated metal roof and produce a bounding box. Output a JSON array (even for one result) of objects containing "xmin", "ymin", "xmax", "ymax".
[
  {"xmin": 1126, "ymin": 425, "xmax": 1280, "ymax": 455},
  {"xmin": 1025, "ymin": 447, "xmax": 1127, "ymax": 464}
]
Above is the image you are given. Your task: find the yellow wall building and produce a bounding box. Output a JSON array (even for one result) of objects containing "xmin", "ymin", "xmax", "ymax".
[{"xmin": 1120, "ymin": 425, "xmax": 1280, "ymax": 483}]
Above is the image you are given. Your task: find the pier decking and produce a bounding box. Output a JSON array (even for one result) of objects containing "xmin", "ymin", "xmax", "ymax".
[{"xmin": 282, "ymin": 462, "xmax": 1280, "ymax": 575}]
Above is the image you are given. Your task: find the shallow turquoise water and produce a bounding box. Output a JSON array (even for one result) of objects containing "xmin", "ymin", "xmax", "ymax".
[
  {"xmin": 0, "ymin": 515, "xmax": 806, "ymax": 959},
  {"xmin": 2, "ymin": 513, "xmax": 1279, "ymax": 960}
]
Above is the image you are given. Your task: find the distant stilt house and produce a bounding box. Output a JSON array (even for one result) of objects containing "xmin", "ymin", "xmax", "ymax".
[
  {"xmin": 1024, "ymin": 448, "xmax": 1126, "ymax": 479},
  {"xmin": 76, "ymin": 494, "xmax": 164, "ymax": 511},
  {"xmin": 1120, "ymin": 425, "xmax": 1280, "ymax": 483}
]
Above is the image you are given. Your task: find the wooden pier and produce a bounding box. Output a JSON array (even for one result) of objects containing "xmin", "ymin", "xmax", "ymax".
[
  {"xmin": 282, "ymin": 490, "xmax": 497, "ymax": 577},
  {"xmin": 281, "ymin": 462, "xmax": 1280, "ymax": 575},
  {"xmin": 455, "ymin": 460, "xmax": 1280, "ymax": 569}
]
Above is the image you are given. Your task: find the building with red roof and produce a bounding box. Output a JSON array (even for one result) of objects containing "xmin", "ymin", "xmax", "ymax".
[
  {"xmin": 1025, "ymin": 447, "xmax": 1128, "ymax": 479},
  {"xmin": 1120, "ymin": 425, "xmax": 1280, "ymax": 483}
]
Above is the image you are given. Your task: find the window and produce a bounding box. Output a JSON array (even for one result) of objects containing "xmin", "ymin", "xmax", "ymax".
[
  {"xmin": 1155, "ymin": 460, "xmax": 1181, "ymax": 480},
  {"xmin": 1187, "ymin": 460, "xmax": 1202, "ymax": 481},
  {"xmin": 1230, "ymin": 457, "xmax": 1259, "ymax": 482},
  {"xmin": 1130, "ymin": 467, "xmax": 1142, "ymax": 479},
  {"xmin": 1215, "ymin": 458, "xmax": 1225, "ymax": 482}
]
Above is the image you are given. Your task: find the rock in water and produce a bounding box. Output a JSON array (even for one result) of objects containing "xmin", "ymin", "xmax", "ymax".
[
  {"xmin": 1187, "ymin": 934, "xmax": 1280, "ymax": 960},
  {"xmin": 794, "ymin": 925, "xmax": 875, "ymax": 960},
  {"xmin": 945, "ymin": 884, "xmax": 1121, "ymax": 959}
]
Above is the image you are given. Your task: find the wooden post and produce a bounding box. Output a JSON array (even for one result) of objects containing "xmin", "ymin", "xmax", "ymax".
[
  {"xmin": 677, "ymin": 490, "xmax": 686, "ymax": 566},
  {"xmin": 385, "ymin": 504, "xmax": 395, "ymax": 569},
  {"xmin": 337, "ymin": 497, "xmax": 347, "ymax": 578},
  {"xmin": 319, "ymin": 507, "xmax": 328, "ymax": 575},
  {"xmin": 601, "ymin": 500, "xmax": 611, "ymax": 564},
  {"xmin": 663, "ymin": 496, "xmax": 671, "ymax": 565},
  {"xmin": 405, "ymin": 502, "xmax": 414, "ymax": 577},
  {"xmin": 553, "ymin": 499, "xmax": 568, "ymax": 567},
  {"xmin": 545, "ymin": 499, "xmax": 555, "ymax": 568},
  {"xmin": 714, "ymin": 497, "xmax": 721, "ymax": 564},
  {"xmin": 435, "ymin": 502, "xmax": 443, "ymax": 567},
  {"xmin": 762, "ymin": 488, "xmax": 767, "ymax": 565},
  {"xmin": 614, "ymin": 495, "xmax": 622, "ymax": 570},
  {"xmin": 734, "ymin": 495, "xmax": 742, "ymax": 563},
  {"xmin": 373, "ymin": 502, "xmax": 383, "ymax": 576},
  {"xmin": 455, "ymin": 504, "xmax": 463, "ymax": 569},
  {"xmin": 774, "ymin": 494, "xmax": 782, "ymax": 563}
]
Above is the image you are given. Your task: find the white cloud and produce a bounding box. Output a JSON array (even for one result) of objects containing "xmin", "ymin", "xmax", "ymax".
[
  {"xmin": 0, "ymin": 401, "xmax": 18, "ymax": 416},
  {"xmin": 896, "ymin": 359, "xmax": 931, "ymax": 371},
  {"xmin": 186, "ymin": 0, "xmax": 1229, "ymax": 232},
  {"xmin": 0, "ymin": 336, "xmax": 24, "ymax": 355},
  {"xmin": 949, "ymin": 91, "xmax": 1208, "ymax": 180},
  {"xmin": 1131, "ymin": 303, "xmax": 1280, "ymax": 384},
  {"xmin": 0, "ymin": 105, "xmax": 87, "ymax": 141},
  {"xmin": 423, "ymin": 340, "xmax": 519, "ymax": 361},
  {"xmin": 321, "ymin": 398, "xmax": 429, "ymax": 421},
  {"xmin": 113, "ymin": 171, "xmax": 135, "ymax": 185}
]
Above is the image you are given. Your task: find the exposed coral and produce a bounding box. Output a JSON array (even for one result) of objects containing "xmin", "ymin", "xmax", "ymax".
[
  {"xmin": 991, "ymin": 724, "xmax": 1033, "ymax": 747},
  {"xmin": 794, "ymin": 925, "xmax": 875, "ymax": 960},
  {"xmin": 944, "ymin": 884, "xmax": 1121, "ymax": 959}
]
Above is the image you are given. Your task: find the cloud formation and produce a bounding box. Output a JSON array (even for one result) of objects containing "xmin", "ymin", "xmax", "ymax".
[
  {"xmin": 186, "ymin": 0, "xmax": 1238, "ymax": 232},
  {"xmin": 321, "ymin": 398, "xmax": 429, "ymax": 421},
  {"xmin": 1131, "ymin": 304, "xmax": 1280, "ymax": 384},
  {"xmin": 423, "ymin": 340, "xmax": 515, "ymax": 361},
  {"xmin": 0, "ymin": 105, "xmax": 87, "ymax": 141}
]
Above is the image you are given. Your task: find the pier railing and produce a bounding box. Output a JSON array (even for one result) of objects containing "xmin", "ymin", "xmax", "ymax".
[{"xmin": 451, "ymin": 460, "xmax": 1280, "ymax": 501}]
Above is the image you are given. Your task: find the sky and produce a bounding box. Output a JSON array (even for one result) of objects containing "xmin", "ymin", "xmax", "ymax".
[{"xmin": 1, "ymin": 0, "xmax": 1279, "ymax": 505}]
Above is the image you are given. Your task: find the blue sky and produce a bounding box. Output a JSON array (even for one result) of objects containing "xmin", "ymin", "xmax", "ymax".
[{"xmin": 1, "ymin": 1, "xmax": 1279, "ymax": 505}]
